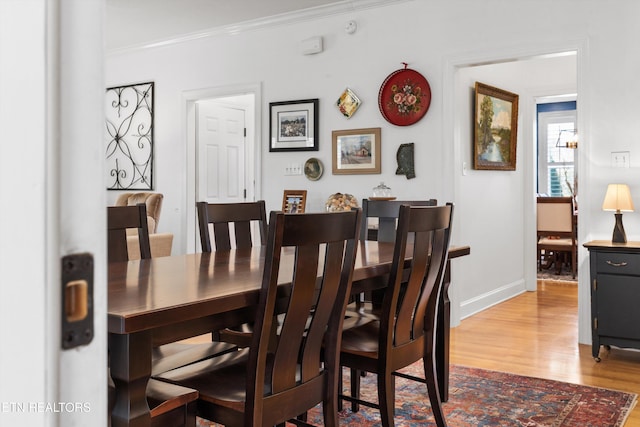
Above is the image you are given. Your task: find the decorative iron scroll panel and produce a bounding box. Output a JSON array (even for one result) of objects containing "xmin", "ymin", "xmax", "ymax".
[{"xmin": 105, "ymin": 82, "xmax": 154, "ymax": 190}]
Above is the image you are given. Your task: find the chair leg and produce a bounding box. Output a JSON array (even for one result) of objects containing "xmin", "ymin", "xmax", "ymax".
[
  {"xmin": 423, "ymin": 354, "xmax": 447, "ymax": 427},
  {"xmin": 377, "ymin": 372, "xmax": 395, "ymax": 427},
  {"xmin": 350, "ymin": 368, "xmax": 360, "ymax": 413},
  {"xmin": 338, "ymin": 367, "xmax": 343, "ymax": 411}
]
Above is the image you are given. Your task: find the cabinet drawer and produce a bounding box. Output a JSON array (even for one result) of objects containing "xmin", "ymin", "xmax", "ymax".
[{"xmin": 595, "ymin": 252, "xmax": 640, "ymax": 276}]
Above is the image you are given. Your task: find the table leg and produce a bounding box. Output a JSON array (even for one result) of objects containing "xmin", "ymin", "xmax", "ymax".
[
  {"xmin": 109, "ymin": 331, "xmax": 152, "ymax": 427},
  {"xmin": 436, "ymin": 259, "xmax": 452, "ymax": 402}
]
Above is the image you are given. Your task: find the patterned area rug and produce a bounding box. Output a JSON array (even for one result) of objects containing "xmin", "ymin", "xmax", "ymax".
[
  {"xmin": 196, "ymin": 363, "xmax": 636, "ymax": 426},
  {"xmin": 537, "ymin": 264, "xmax": 576, "ymax": 282},
  {"xmin": 537, "ymin": 254, "xmax": 577, "ymax": 282}
]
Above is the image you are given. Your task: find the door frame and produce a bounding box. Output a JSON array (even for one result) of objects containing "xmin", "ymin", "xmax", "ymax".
[
  {"xmin": 443, "ymin": 39, "xmax": 590, "ymax": 342},
  {"xmin": 0, "ymin": 1, "xmax": 106, "ymax": 425},
  {"xmin": 183, "ymin": 83, "xmax": 262, "ymax": 253}
]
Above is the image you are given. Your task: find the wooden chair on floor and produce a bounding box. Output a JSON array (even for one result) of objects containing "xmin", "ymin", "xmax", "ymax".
[
  {"xmin": 197, "ymin": 200, "xmax": 268, "ymax": 252},
  {"xmin": 353, "ymin": 198, "xmax": 438, "ymax": 313},
  {"xmin": 339, "ymin": 204, "xmax": 454, "ymax": 427},
  {"xmin": 536, "ymin": 196, "xmax": 577, "ymax": 279},
  {"xmin": 361, "ymin": 198, "xmax": 437, "ymax": 242},
  {"xmin": 107, "ymin": 203, "xmax": 151, "ymax": 262},
  {"xmin": 155, "ymin": 210, "xmax": 362, "ymax": 427},
  {"xmin": 196, "ymin": 200, "xmax": 269, "ymax": 347}
]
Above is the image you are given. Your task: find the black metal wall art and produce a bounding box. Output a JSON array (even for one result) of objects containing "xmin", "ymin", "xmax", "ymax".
[{"xmin": 105, "ymin": 82, "xmax": 154, "ymax": 190}]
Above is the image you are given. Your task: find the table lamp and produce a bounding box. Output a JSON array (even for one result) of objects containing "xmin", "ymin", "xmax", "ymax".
[{"xmin": 602, "ymin": 183, "xmax": 634, "ymax": 243}]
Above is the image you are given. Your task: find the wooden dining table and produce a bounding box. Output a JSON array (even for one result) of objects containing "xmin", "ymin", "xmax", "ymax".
[{"xmin": 108, "ymin": 241, "xmax": 470, "ymax": 427}]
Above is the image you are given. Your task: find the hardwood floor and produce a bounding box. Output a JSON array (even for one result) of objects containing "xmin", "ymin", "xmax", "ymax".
[{"xmin": 450, "ymin": 280, "xmax": 640, "ymax": 426}]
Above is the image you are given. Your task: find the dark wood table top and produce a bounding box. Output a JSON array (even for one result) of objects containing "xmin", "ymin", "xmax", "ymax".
[
  {"xmin": 108, "ymin": 242, "xmax": 470, "ymax": 335},
  {"xmin": 107, "ymin": 241, "xmax": 469, "ymax": 426}
]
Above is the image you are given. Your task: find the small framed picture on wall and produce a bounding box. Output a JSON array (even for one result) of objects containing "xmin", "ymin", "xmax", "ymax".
[
  {"xmin": 269, "ymin": 99, "xmax": 319, "ymax": 152},
  {"xmin": 331, "ymin": 127, "xmax": 381, "ymax": 175}
]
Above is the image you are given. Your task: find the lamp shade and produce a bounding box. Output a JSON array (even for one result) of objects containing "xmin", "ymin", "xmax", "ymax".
[{"xmin": 602, "ymin": 184, "xmax": 634, "ymax": 212}]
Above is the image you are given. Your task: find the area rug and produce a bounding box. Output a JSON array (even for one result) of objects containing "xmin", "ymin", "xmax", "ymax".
[
  {"xmin": 537, "ymin": 255, "xmax": 577, "ymax": 282},
  {"xmin": 537, "ymin": 265, "xmax": 577, "ymax": 282},
  {"xmin": 196, "ymin": 363, "xmax": 636, "ymax": 427}
]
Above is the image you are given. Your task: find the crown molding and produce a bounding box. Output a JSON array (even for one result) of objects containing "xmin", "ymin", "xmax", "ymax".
[{"xmin": 107, "ymin": 0, "xmax": 413, "ymax": 56}]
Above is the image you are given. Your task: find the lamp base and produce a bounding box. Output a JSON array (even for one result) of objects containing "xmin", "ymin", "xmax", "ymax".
[{"xmin": 612, "ymin": 212, "xmax": 627, "ymax": 243}]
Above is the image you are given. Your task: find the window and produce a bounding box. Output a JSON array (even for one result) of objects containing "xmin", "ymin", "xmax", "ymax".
[{"xmin": 537, "ymin": 102, "xmax": 577, "ymax": 197}]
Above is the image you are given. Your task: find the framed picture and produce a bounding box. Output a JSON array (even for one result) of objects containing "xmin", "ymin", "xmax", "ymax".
[
  {"xmin": 105, "ymin": 81, "xmax": 154, "ymax": 189},
  {"xmin": 473, "ymin": 82, "xmax": 519, "ymax": 171},
  {"xmin": 282, "ymin": 190, "xmax": 307, "ymax": 214},
  {"xmin": 269, "ymin": 99, "xmax": 318, "ymax": 152},
  {"xmin": 332, "ymin": 127, "xmax": 381, "ymax": 175}
]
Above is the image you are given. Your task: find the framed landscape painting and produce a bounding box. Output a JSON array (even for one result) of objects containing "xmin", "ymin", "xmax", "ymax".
[
  {"xmin": 332, "ymin": 127, "xmax": 381, "ymax": 175},
  {"xmin": 473, "ymin": 82, "xmax": 519, "ymax": 171},
  {"xmin": 269, "ymin": 99, "xmax": 318, "ymax": 152}
]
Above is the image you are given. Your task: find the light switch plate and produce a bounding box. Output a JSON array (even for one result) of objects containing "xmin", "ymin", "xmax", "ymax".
[{"xmin": 611, "ymin": 151, "xmax": 630, "ymax": 168}]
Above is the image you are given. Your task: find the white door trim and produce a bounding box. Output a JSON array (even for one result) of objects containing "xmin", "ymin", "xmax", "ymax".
[
  {"xmin": 443, "ymin": 40, "xmax": 589, "ymax": 340},
  {"xmin": 183, "ymin": 83, "xmax": 262, "ymax": 253}
]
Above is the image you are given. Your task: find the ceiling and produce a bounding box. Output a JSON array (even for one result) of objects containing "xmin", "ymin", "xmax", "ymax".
[{"xmin": 105, "ymin": 0, "xmax": 349, "ymax": 51}]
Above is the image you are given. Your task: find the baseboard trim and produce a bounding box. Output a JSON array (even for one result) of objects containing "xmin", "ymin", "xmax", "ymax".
[{"xmin": 459, "ymin": 279, "xmax": 526, "ymax": 321}]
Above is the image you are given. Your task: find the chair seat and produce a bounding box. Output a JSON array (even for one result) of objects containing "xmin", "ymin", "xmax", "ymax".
[
  {"xmin": 108, "ymin": 377, "xmax": 198, "ymax": 427},
  {"xmin": 538, "ymin": 237, "xmax": 573, "ymax": 247},
  {"xmin": 151, "ymin": 341, "xmax": 238, "ymax": 376},
  {"xmin": 157, "ymin": 348, "xmax": 256, "ymax": 410},
  {"xmin": 341, "ymin": 320, "xmax": 381, "ymax": 357},
  {"xmin": 146, "ymin": 380, "xmax": 199, "ymax": 417}
]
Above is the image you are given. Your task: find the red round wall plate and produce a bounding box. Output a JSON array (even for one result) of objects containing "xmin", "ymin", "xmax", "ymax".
[{"xmin": 378, "ymin": 64, "xmax": 431, "ymax": 126}]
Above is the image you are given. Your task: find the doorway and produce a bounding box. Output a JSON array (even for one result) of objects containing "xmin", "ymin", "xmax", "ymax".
[
  {"xmin": 535, "ymin": 99, "xmax": 578, "ymax": 280},
  {"xmin": 184, "ymin": 85, "xmax": 261, "ymax": 253},
  {"xmin": 447, "ymin": 48, "xmax": 580, "ymax": 328}
]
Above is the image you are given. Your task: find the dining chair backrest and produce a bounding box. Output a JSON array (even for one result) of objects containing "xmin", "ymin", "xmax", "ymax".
[
  {"xmin": 361, "ymin": 198, "xmax": 437, "ymax": 242},
  {"xmin": 536, "ymin": 196, "xmax": 575, "ymax": 236},
  {"xmin": 107, "ymin": 203, "xmax": 151, "ymax": 262},
  {"xmin": 247, "ymin": 209, "xmax": 361, "ymax": 424},
  {"xmin": 384, "ymin": 204, "xmax": 453, "ymax": 350},
  {"xmin": 536, "ymin": 196, "xmax": 577, "ymax": 278},
  {"xmin": 196, "ymin": 200, "xmax": 268, "ymax": 251}
]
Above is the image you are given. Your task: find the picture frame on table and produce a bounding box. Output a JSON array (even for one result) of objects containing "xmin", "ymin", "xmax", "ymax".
[
  {"xmin": 269, "ymin": 99, "xmax": 319, "ymax": 152},
  {"xmin": 473, "ymin": 82, "xmax": 519, "ymax": 171},
  {"xmin": 332, "ymin": 127, "xmax": 381, "ymax": 175},
  {"xmin": 282, "ymin": 190, "xmax": 307, "ymax": 214}
]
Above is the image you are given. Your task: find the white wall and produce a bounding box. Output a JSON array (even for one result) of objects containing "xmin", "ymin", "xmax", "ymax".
[
  {"xmin": 106, "ymin": 0, "xmax": 640, "ymax": 343},
  {"xmin": 455, "ymin": 56, "xmax": 577, "ymax": 318}
]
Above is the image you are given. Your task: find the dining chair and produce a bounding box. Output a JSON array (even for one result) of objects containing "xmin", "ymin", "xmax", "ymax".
[
  {"xmin": 196, "ymin": 200, "xmax": 269, "ymax": 347},
  {"xmin": 353, "ymin": 198, "xmax": 438, "ymax": 312},
  {"xmin": 339, "ymin": 203, "xmax": 454, "ymax": 427},
  {"xmin": 536, "ymin": 196, "xmax": 577, "ymax": 278},
  {"xmin": 361, "ymin": 198, "xmax": 437, "ymax": 242},
  {"xmin": 197, "ymin": 200, "xmax": 268, "ymax": 252},
  {"xmin": 107, "ymin": 203, "xmax": 152, "ymax": 262},
  {"xmin": 155, "ymin": 209, "xmax": 362, "ymax": 427}
]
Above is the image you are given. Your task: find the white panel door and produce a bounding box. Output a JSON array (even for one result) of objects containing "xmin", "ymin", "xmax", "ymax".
[{"xmin": 197, "ymin": 102, "xmax": 246, "ymax": 204}]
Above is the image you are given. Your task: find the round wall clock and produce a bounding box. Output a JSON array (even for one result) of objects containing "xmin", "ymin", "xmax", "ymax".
[{"xmin": 378, "ymin": 63, "xmax": 431, "ymax": 126}]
